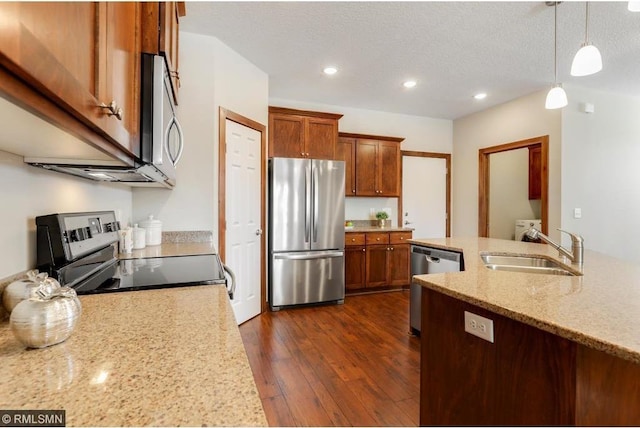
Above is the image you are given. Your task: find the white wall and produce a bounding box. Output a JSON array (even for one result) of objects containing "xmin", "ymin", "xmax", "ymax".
[
  {"xmin": 0, "ymin": 150, "xmax": 132, "ymax": 278},
  {"xmin": 133, "ymin": 32, "xmax": 269, "ymax": 246},
  {"xmin": 489, "ymin": 149, "xmax": 540, "ymax": 240},
  {"xmin": 269, "ymin": 98, "xmax": 453, "ymax": 222},
  {"xmin": 562, "ymin": 85, "xmax": 640, "ymax": 262},
  {"xmin": 452, "ymin": 90, "xmax": 562, "ymax": 240}
]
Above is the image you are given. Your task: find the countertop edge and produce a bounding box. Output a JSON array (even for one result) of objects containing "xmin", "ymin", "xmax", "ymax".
[
  {"xmin": 415, "ymin": 275, "xmax": 640, "ymax": 364},
  {"xmin": 410, "ymin": 237, "xmax": 640, "ymax": 365}
]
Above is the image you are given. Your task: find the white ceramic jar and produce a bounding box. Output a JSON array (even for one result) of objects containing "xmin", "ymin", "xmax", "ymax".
[
  {"xmin": 132, "ymin": 224, "xmax": 146, "ymax": 249},
  {"xmin": 140, "ymin": 215, "xmax": 162, "ymax": 246}
]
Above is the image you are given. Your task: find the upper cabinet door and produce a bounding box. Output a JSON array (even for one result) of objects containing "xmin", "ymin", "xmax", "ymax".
[
  {"xmin": 378, "ymin": 141, "xmax": 400, "ymax": 196},
  {"xmin": 355, "ymin": 139, "xmax": 378, "ymax": 196},
  {"xmin": 306, "ymin": 117, "xmax": 337, "ymax": 159},
  {"xmin": 269, "ymin": 114, "xmax": 305, "ymax": 158},
  {"xmin": 96, "ymin": 2, "xmax": 141, "ymax": 157},
  {"xmin": 160, "ymin": 2, "xmax": 181, "ymax": 103},
  {"xmin": 0, "ymin": 3, "xmax": 98, "ymax": 128},
  {"xmin": 337, "ymin": 137, "xmax": 356, "ymax": 196}
]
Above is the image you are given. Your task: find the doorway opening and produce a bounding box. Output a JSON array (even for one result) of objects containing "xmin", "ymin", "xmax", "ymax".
[
  {"xmin": 478, "ymin": 135, "xmax": 549, "ymax": 238},
  {"xmin": 399, "ymin": 150, "xmax": 451, "ymax": 237}
]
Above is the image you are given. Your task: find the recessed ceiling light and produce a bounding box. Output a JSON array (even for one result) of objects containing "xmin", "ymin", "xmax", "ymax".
[
  {"xmin": 403, "ymin": 80, "xmax": 417, "ymax": 88},
  {"xmin": 474, "ymin": 93, "xmax": 487, "ymax": 100},
  {"xmin": 323, "ymin": 67, "xmax": 338, "ymax": 75}
]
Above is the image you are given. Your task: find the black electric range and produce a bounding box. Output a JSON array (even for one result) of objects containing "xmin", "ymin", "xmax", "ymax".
[{"xmin": 35, "ymin": 211, "xmax": 229, "ymax": 296}]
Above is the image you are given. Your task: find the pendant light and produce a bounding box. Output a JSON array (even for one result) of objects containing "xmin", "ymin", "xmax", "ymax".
[
  {"xmin": 546, "ymin": 2, "xmax": 568, "ymax": 109},
  {"xmin": 570, "ymin": 2, "xmax": 602, "ymax": 76},
  {"xmin": 628, "ymin": 1, "xmax": 640, "ymax": 12}
]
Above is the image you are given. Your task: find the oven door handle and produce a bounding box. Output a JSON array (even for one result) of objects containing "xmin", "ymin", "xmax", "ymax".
[{"xmin": 222, "ymin": 263, "xmax": 236, "ymax": 300}]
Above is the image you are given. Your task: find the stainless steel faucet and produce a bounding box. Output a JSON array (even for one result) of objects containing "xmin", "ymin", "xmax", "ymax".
[{"xmin": 526, "ymin": 227, "xmax": 584, "ymax": 266}]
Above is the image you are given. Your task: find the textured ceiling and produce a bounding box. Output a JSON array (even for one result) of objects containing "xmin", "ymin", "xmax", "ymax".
[{"xmin": 181, "ymin": 1, "xmax": 640, "ymax": 120}]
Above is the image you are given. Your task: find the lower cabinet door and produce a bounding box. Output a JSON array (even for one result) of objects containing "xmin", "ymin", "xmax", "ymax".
[
  {"xmin": 388, "ymin": 244, "xmax": 411, "ymax": 286},
  {"xmin": 345, "ymin": 246, "xmax": 366, "ymax": 291},
  {"xmin": 366, "ymin": 245, "xmax": 388, "ymax": 287}
]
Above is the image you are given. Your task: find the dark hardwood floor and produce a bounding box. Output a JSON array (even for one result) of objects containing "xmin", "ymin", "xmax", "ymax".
[{"xmin": 239, "ymin": 290, "xmax": 420, "ymax": 426}]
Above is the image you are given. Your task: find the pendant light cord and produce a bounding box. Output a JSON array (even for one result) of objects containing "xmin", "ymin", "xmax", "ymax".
[
  {"xmin": 585, "ymin": 2, "xmax": 590, "ymax": 44},
  {"xmin": 554, "ymin": 2, "xmax": 558, "ymax": 84}
]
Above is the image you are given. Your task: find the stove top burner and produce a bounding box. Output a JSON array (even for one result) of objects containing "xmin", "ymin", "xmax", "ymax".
[{"xmin": 73, "ymin": 254, "xmax": 227, "ymax": 295}]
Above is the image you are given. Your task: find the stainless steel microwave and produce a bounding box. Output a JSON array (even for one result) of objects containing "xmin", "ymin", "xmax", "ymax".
[{"xmin": 25, "ymin": 54, "xmax": 183, "ymax": 189}]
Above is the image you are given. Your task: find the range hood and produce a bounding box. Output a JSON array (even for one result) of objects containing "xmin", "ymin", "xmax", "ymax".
[{"xmin": 24, "ymin": 157, "xmax": 175, "ymax": 188}]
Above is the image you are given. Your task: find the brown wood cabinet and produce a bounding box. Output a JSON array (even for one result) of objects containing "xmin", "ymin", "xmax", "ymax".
[
  {"xmin": 0, "ymin": 2, "xmax": 142, "ymax": 160},
  {"xmin": 338, "ymin": 132, "xmax": 403, "ymax": 197},
  {"xmin": 345, "ymin": 231, "xmax": 412, "ymax": 292},
  {"xmin": 268, "ymin": 107, "xmax": 343, "ymax": 159},
  {"xmin": 421, "ymin": 288, "xmax": 640, "ymax": 426},
  {"xmin": 141, "ymin": 2, "xmax": 185, "ymax": 104},
  {"xmin": 336, "ymin": 136, "xmax": 356, "ymax": 195},
  {"xmin": 344, "ymin": 233, "xmax": 366, "ymax": 290},
  {"xmin": 529, "ymin": 145, "xmax": 542, "ymax": 199}
]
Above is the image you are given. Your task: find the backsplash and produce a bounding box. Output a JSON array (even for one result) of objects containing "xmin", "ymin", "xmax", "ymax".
[{"xmin": 345, "ymin": 197, "xmax": 397, "ymax": 223}]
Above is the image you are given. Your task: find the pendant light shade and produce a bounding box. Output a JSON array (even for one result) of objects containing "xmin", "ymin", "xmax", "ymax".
[
  {"xmin": 545, "ymin": 84, "xmax": 568, "ymax": 109},
  {"xmin": 546, "ymin": 2, "xmax": 567, "ymax": 110},
  {"xmin": 571, "ymin": 44, "xmax": 602, "ymax": 76},
  {"xmin": 571, "ymin": 2, "xmax": 602, "ymax": 76}
]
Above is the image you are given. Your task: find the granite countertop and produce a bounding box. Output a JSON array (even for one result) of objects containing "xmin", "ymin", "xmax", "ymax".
[
  {"xmin": 0, "ymin": 285, "xmax": 267, "ymax": 426},
  {"xmin": 410, "ymin": 237, "xmax": 640, "ymax": 364}
]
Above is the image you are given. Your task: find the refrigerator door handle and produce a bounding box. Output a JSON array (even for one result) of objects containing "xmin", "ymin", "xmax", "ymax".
[
  {"xmin": 274, "ymin": 251, "xmax": 343, "ymax": 261},
  {"xmin": 305, "ymin": 163, "xmax": 311, "ymax": 243},
  {"xmin": 313, "ymin": 164, "xmax": 319, "ymax": 242}
]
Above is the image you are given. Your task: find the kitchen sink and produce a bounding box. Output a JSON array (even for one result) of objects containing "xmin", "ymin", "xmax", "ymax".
[{"xmin": 480, "ymin": 253, "xmax": 581, "ymax": 276}]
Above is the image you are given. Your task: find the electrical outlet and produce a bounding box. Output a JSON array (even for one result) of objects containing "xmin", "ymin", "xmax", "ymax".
[
  {"xmin": 370, "ymin": 208, "xmax": 376, "ymax": 218},
  {"xmin": 464, "ymin": 311, "xmax": 494, "ymax": 343}
]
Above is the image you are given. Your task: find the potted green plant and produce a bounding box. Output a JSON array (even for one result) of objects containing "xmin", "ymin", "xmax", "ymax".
[{"xmin": 375, "ymin": 211, "xmax": 389, "ymax": 228}]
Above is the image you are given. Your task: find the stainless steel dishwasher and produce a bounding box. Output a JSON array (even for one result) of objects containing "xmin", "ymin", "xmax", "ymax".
[{"xmin": 410, "ymin": 245, "xmax": 464, "ymax": 335}]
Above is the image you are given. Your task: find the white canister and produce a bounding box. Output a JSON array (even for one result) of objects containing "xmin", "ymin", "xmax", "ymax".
[
  {"xmin": 132, "ymin": 224, "xmax": 146, "ymax": 249},
  {"xmin": 140, "ymin": 215, "xmax": 162, "ymax": 246}
]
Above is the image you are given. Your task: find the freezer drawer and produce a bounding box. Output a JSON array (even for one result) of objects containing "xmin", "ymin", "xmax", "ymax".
[{"xmin": 270, "ymin": 250, "xmax": 345, "ymax": 309}]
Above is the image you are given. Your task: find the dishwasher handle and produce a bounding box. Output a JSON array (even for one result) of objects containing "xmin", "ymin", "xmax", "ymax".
[{"xmin": 423, "ymin": 255, "xmax": 440, "ymax": 264}]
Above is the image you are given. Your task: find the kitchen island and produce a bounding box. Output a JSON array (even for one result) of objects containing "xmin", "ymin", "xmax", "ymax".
[
  {"xmin": 0, "ymin": 236, "xmax": 267, "ymax": 427},
  {"xmin": 411, "ymin": 237, "xmax": 640, "ymax": 426}
]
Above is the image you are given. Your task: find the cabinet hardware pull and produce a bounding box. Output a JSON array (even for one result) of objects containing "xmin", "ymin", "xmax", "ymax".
[
  {"xmin": 362, "ymin": 248, "xmax": 365, "ymax": 252},
  {"xmin": 99, "ymin": 101, "xmax": 123, "ymax": 120}
]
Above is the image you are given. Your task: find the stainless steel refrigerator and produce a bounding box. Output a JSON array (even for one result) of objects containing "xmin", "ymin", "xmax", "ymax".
[{"xmin": 268, "ymin": 157, "xmax": 345, "ymax": 310}]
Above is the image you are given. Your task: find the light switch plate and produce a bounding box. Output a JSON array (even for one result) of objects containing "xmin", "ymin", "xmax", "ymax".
[
  {"xmin": 574, "ymin": 208, "xmax": 582, "ymax": 219},
  {"xmin": 464, "ymin": 311, "xmax": 494, "ymax": 343}
]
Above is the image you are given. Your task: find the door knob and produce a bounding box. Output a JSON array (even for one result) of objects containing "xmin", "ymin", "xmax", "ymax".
[
  {"xmin": 255, "ymin": 229, "xmax": 263, "ymax": 236},
  {"xmin": 404, "ymin": 220, "xmax": 413, "ymax": 225}
]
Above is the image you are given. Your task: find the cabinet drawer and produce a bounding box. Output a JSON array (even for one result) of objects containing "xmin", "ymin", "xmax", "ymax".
[
  {"xmin": 390, "ymin": 231, "xmax": 413, "ymax": 245},
  {"xmin": 366, "ymin": 233, "xmax": 390, "ymax": 245},
  {"xmin": 345, "ymin": 233, "xmax": 366, "ymax": 246}
]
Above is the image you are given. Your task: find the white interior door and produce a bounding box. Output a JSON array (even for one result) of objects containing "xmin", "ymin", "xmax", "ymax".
[
  {"xmin": 402, "ymin": 156, "xmax": 447, "ymax": 239},
  {"xmin": 225, "ymin": 119, "xmax": 261, "ymax": 325}
]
